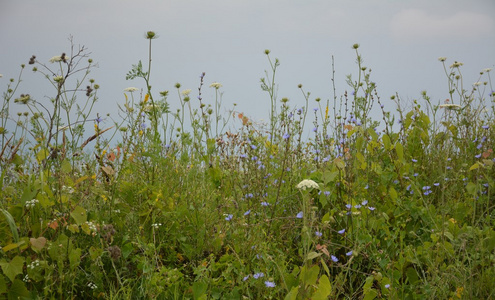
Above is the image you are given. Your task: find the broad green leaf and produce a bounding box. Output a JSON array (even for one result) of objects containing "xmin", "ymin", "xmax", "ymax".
[
  {"xmin": 363, "ymin": 289, "xmax": 378, "ymax": 300},
  {"xmin": 322, "ymin": 170, "xmax": 339, "ymax": 184},
  {"xmin": 0, "ymin": 275, "xmax": 6, "ymax": 293},
  {"xmin": 301, "ymin": 265, "xmax": 319, "ymax": 287},
  {"xmin": 465, "ymin": 182, "xmax": 477, "ymax": 195},
  {"xmin": 0, "ymin": 256, "xmax": 25, "ymax": 282},
  {"xmin": 35, "ymin": 148, "xmax": 49, "ymax": 163},
  {"xmin": 312, "ymin": 275, "xmax": 332, "ymax": 300},
  {"xmin": 69, "ymin": 248, "xmax": 82, "ymax": 270},
  {"xmin": 382, "ymin": 134, "xmax": 391, "ymax": 150},
  {"xmin": 469, "ymin": 162, "xmax": 480, "ymax": 171},
  {"xmin": 8, "ymin": 279, "xmax": 30, "ymax": 299},
  {"xmin": 395, "ymin": 142, "xmax": 404, "ymax": 161},
  {"xmin": 192, "ymin": 281, "xmax": 208, "ymax": 300},
  {"xmin": 389, "ymin": 187, "xmax": 398, "ymax": 201},
  {"xmin": 71, "ymin": 206, "xmax": 87, "ymax": 225},
  {"xmin": 284, "ymin": 286, "xmax": 299, "ymax": 300}
]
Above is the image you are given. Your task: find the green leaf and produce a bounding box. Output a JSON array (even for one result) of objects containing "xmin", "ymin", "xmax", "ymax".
[
  {"xmin": 284, "ymin": 286, "xmax": 299, "ymax": 300},
  {"xmin": 306, "ymin": 251, "xmax": 322, "ymax": 261},
  {"xmin": 35, "ymin": 148, "xmax": 49, "ymax": 163},
  {"xmin": 382, "ymin": 134, "xmax": 391, "ymax": 150},
  {"xmin": 395, "ymin": 142, "xmax": 404, "ymax": 161},
  {"xmin": 389, "ymin": 187, "xmax": 398, "ymax": 202},
  {"xmin": 29, "ymin": 237, "xmax": 47, "ymax": 251},
  {"xmin": 70, "ymin": 206, "xmax": 87, "ymax": 225},
  {"xmin": 192, "ymin": 281, "xmax": 208, "ymax": 300},
  {"xmin": 1, "ymin": 209, "xmax": 19, "ymax": 243},
  {"xmin": 312, "ymin": 275, "xmax": 332, "ymax": 300},
  {"xmin": 69, "ymin": 248, "xmax": 82, "ymax": 270},
  {"xmin": 0, "ymin": 256, "xmax": 25, "ymax": 282},
  {"xmin": 0, "ymin": 275, "xmax": 6, "ymax": 293},
  {"xmin": 8, "ymin": 279, "xmax": 30, "ymax": 299}
]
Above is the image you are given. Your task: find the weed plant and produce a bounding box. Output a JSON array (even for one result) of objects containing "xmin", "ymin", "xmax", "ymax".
[{"xmin": 0, "ymin": 34, "xmax": 494, "ymax": 299}]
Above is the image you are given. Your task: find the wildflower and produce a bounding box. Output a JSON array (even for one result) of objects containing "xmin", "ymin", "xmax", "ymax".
[
  {"xmin": 209, "ymin": 82, "xmax": 222, "ymax": 89},
  {"xmin": 296, "ymin": 211, "xmax": 304, "ymax": 219},
  {"xmin": 473, "ymin": 82, "xmax": 483, "ymax": 86},
  {"xmin": 324, "ymin": 191, "xmax": 330, "ymax": 196},
  {"xmin": 338, "ymin": 229, "xmax": 345, "ymax": 234},
  {"xmin": 475, "ymin": 153, "xmax": 482, "ymax": 159},
  {"xmin": 385, "ymin": 284, "xmax": 390, "ymax": 289},
  {"xmin": 368, "ymin": 206, "xmax": 376, "ymax": 211},
  {"xmin": 438, "ymin": 57, "xmax": 447, "ymax": 62},
  {"xmin": 482, "ymin": 68, "xmax": 492, "ymax": 73},
  {"xmin": 312, "ymin": 127, "xmax": 318, "ymax": 132},
  {"xmin": 265, "ymin": 281, "xmax": 276, "ymax": 288},
  {"xmin": 261, "ymin": 201, "xmax": 269, "ymax": 206},
  {"xmin": 354, "ymin": 204, "xmax": 362, "ymax": 209},
  {"xmin": 244, "ymin": 210, "xmax": 251, "ymax": 216},
  {"xmin": 243, "ymin": 275, "xmax": 250, "ymax": 281},
  {"xmin": 315, "ymin": 231, "xmax": 322, "ymax": 237},
  {"xmin": 53, "ymin": 75, "xmax": 63, "ymax": 82},
  {"xmin": 450, "ymin": 61, "xmax": 463, "ymax": 68},
  {"xmin": 225, "ymin": 214, "xmax": 233, "ymax": 221},
  {"xmin": 439, "ymin": 103, "xmax": 461, "ymax": 109},
  {"xmin": 124, "ymin": 87, "xmax": 139, "ymax": 92},
  {"xmin": 365, "ymin": 184, "xmax": 369, "ymax": 189},
  {"xmin": 331, "ymin": 255, "xmax": 339, "ymax": 262},
  {"xmin": 411, "ymin": 158, "xmax": 417, "ymax": 162},
  {"xmin": 346, "ymin": 250, "xmax": 353, "ymax": 256},
  {"xmin": 296, "ymin": 179, "xmax": 319, "ymax": 190},
  {"xmin": 345, "ymin": 204, "xmax": 352, "ymax": 209},
  {"xmin": 49, "ymin": 55, "xmax": 70, "ymax": 63},
  {"xmin": 361, "ymin": 200, "xmax": 368, "ymax": 206},
  {"xmin": 253, "ymin": 272, "xmax": 264, "ymax": 279},
  {"xmin": 433, "ymin": 183, "xmax": 440, "ymax": 186},
  {"xmin": 283, "ymin": 133, "xmax": 290, "ymax": 139}
]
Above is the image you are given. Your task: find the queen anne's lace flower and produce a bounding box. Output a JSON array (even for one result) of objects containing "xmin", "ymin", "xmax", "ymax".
[
  {"xmin": 209, "ymin": 82, "xmax": 222, "ymax": 89},
  {"xmin": 181, "ymin": 89, "xmax": 192, "ymax": 96},
  {"xmin": 124, "ymin": 87, "xmax": 139, "ymax": 92},
  {"xmin": 439, "ymin": 104, "xmax": 461, "ymax": 109},
  {"xmin": 49, "ymin": 55, "xmax": 70, "ymax": 63},
  {"xmin": 296, "ymin": 179, "xmax": 319, "ymax": 190}
]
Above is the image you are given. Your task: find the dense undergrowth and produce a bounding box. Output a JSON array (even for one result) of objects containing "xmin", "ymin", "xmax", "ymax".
[{"xmin": 1, "ymin": 33, "xmax": 494, "ymax": 299}]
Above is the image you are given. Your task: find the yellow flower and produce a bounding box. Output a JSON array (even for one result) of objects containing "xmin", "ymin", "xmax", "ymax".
[
  {"xmin": 325, "ymin": 106, "xmax": 329, "ymax": 120},
  {"xmin": 144, "ymin": 94, "xmax": 150, "ymax": 103}
]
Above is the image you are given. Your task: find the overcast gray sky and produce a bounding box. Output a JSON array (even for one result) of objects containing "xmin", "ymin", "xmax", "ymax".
[{"xmin": 1, "ymin": 0, "xmax": 494, "ymax": 132}]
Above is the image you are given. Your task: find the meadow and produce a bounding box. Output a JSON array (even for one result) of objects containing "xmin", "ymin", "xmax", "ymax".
[{"xmin": 0, "ymin": 33, "xmax": 494, "ymax": 299}]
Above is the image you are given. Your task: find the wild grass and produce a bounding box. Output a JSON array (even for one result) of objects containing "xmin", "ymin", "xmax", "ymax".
[{"xmin": 0, "ymin": 33, "xmax": 494, "ymax": 299}]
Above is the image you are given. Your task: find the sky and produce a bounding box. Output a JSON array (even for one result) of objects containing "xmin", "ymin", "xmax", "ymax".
[{"xmin": 1, "ymin": 0, "xmax": 494, "ymax": 135}]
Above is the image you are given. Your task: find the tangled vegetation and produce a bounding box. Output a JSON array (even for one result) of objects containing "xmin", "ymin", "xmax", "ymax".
[{"xmin": 1, "ymin": 33, "xmax": 494, "ymax": 299}]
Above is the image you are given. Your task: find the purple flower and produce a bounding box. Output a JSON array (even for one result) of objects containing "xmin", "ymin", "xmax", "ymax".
[
  {"xmin": 434, "ymin": 183, "xmax": 440, "ymax": 186},
  {"xmin": 296, "ymin": 211, "xmax": 303, "ymax": 219},
  {"xmin": 261, "ymin": 201, "xmax": 269, "ymax": 206},
  {"xmin": 243, "ymin": 275, "xmax": 250, "ymax": 281},
  {"xmin": 364, "ymin": 185, "xmax": 369, "ymax": 190},
  {"xmin": 253, "ymin": 272, "xmax": 264, "ymax": 279},
  {"xmin": 477, "ymin": 144, "xmax": 483, "ymax": 149},
  {"xmin": 338, "ymin": 229, "xmax": 345, "ymax": 234},
  {"xmin": 345, "ymin": 204, "xmax": 352, "ymax": 209},
  {"xmin": 482, "ymin": 125, "xmax": 489, "ymax": 129},
  {"xmin": 385, "ymin": 284, "xmax": 390, "ymax": 289},
  {"xmin": 313, "ymin": 108, "xmax": 318, "ymax": 112},
  {"xmin": 265, "ymin": 281, "xmax": 276, "ymax": 288},
  {"xmin": 324, "ymin": 191, "xmax": 330, "ymax": 196},
  {"xmin": 413, "ymin": 173, "xmax": 419, "ymax": 177},
  {"xmin": 331, "ymin": 255, "xmax": 339, "ymax": 262},
  {"xmin": 475, "ymin": 153, "xmax": 482, "ymax": 158},
  {"xmin": 315, "ymin": 231, "xmax": 322, "ymax": 237},
  {"xmin": 346, "ymin": 250, "xmax": 353, "ymax": 256},
  {"xmin": 225, "ymin": 214, "xmax": 233, "ymax": 221},
  {"xmin": 368, "ymin": 206, "xmax": 376, "ymax": 211},
  {"xmin": 312, "ymin": 127, "xmax": 318, "ymax": 132},
  {"xmin": 283, "ymin": 133, "xmax": 290, "ymax": 140},
  {"xmin": 354, "ymin": 204, "xmax": 362, "ymax": 209},
  {"xmin": 412, "ymin": 158, "xmax": 417, "ymax": 162},
  {"xmin": 361, "ymin": 200, "xmax": 368, "ymax": 206},
  {"xmin": 244, "ymin": 210, "xmax": 251, "ymax": 216}
]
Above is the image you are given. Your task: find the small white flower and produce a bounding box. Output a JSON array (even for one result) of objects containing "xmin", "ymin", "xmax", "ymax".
[
  {"xmin": 482, "ymin": 68, "xmax": 492, "ymax": 73},
  {"xmin": 0, "ymin": 74, "xmax": 3, "ymax": 78},
  {"xmin": 124, "ymin": 87, "xmax": 139, "ymax": 92},
  {"xmin": 296, "ymin": 179, "xmax": 319, "ymax": 190},
  {"xmin": 473, "ymin": 82, "xmax": 482, "ymax": 86},
  {"xmin": 450, "ymin": 61, "xmax": 463, "ymax": 68},
  {"xmin": 438, "ymin": 57, "xmax": 447, "ymax": 62},
  {"xmin": 49, "ymin": 55, "xmax": 69, "ymax": 63},
  {"xmin": 439, "ymin": 103, "xmax": 461, "ymax": 109},
  {"xmin": 209, "ymin": 82, "xmax": 222, "ymax": 89},
  {"xmin": 53, "ymin": 75, "xmax": 63, "ymax": 82},
  {"xmin": 181, "ymin": 89, "xmax": 192, "ymax": 96}
]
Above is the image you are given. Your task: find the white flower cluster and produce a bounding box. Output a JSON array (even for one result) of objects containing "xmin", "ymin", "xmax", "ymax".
[
  {"xmin": 62, "ymin": 185, "xmax": 74, "ymax": 194},
  {"xmin": 439, "ymin": 104, "xmax": 461, "ymax": 109},
  {"xmin": 152, "ymin": 223, "xmax": 162, "ymax": 229},
  {"xmin": 181, "ymin": 89, "xmax": 192, "ymax": 96},
  {"xmin": 53, "ymin": 75, "xmax": 63, "ymax": 82},
  {"xmin": 86, "ymin": 221, "xmax": 97, "ymax": 232},
  {"xmin": 124, "ymin": 87, "xmax": 139, "ymax": 92},
  {"xmin": 87, "ymin": 282, "xmax": 97, "ymax": 290},
  {"xmin": 296, "ymin": 179, "xmax": 319, "ymax": 190},
  {"xmin": 28, "ymin": 260, "xmax": 40, "ymax": 269},
  {"xmin": 209, "ymin": 82, "xmax": 222, "ymax": 89},
  {"xmin": 25, "ymin": 199, "xmax": 39, "ymax": 208},
  {"xmin": 49, "ymin": 55, "xmax": 70, "ymax": 63},
  {"xmin": 23, "ymin": 274, "xmax": 30, "ymax": 283}
]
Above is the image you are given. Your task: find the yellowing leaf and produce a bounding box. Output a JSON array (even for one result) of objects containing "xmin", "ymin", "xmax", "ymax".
[{"xmin": 30, "ymin": 237, "xmax": 47, "ymax": 251}]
